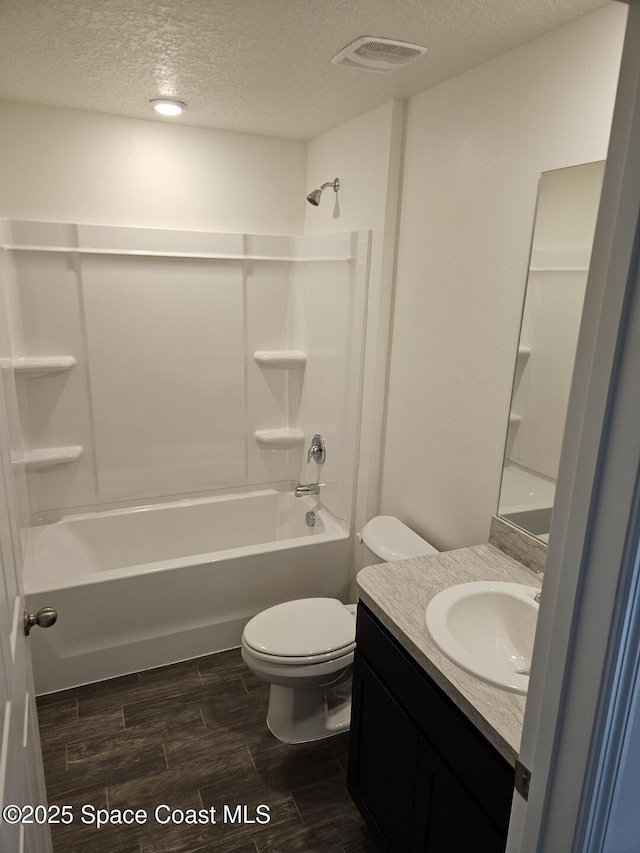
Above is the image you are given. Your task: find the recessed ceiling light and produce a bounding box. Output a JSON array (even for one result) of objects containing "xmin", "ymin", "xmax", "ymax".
[{"xmin": 150, "ymin": 98, "xmax": 186, "ymax": 117}]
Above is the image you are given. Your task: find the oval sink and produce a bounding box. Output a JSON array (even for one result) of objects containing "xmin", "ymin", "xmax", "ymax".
[{"xmin": 425, "ymin": 581, "xmax": 540, "ymax": 695}]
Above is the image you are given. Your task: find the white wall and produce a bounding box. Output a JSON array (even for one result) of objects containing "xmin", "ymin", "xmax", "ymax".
[
  {"xmin": 304, "ymin": 100, "xmax": 405, "ymax": 565},
  {"xmin": 0, "ymin": 102, "xmax": 306, "ymax": 234},
  {"xmin": 381, "ymin": 4, "xmax": 627, "ymax": 551}
]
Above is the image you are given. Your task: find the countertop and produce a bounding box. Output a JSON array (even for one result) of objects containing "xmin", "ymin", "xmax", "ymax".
[{"xmin": 356, "ymin": 543, "xmax": 541, "ymax": 767}]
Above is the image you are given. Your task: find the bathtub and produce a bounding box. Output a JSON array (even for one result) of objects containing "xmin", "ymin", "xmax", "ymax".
[
  {"xmin": 499, "ymin": 463, "xmax": 555, "ymax": 537},
  {"xmin": 24, "ymin": 488, "xmax": 351, "ymax": 694}
]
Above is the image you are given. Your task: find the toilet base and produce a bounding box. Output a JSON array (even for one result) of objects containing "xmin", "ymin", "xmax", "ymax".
[{"xmin": 266, "ymin": 671, "xmax": 353, "ymax": 744}]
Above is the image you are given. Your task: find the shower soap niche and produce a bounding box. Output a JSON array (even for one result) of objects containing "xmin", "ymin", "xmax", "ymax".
[
  {"xmin": 19, "ymin": 445, "xmax": 84, "ymax": 471},
  {"xmin": 254, "ymin": 428, "xmax": 304, "ymax": 447},
  {"xmin": 13, "ymin": 356, "xmax": 76, "ymax": 378},
  {"xmin": 253, "ymin": 351, "xmax": 307, "ymax": 368}
]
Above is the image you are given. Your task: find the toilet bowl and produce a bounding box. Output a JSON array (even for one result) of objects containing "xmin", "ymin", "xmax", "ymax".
[{"xmin": 241, "ymin": 515, "xmax": 437, "ymax": 743}]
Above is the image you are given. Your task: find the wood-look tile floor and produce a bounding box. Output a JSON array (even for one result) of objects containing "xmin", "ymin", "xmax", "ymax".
[{"xmin": 36, "ymin": 649, "xmax": 379, "ymax": 853}]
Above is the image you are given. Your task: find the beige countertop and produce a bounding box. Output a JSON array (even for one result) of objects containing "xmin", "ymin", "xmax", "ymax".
[{"xmin": 356, "ymin": 543, "xmax": 541, "ymax": 767}]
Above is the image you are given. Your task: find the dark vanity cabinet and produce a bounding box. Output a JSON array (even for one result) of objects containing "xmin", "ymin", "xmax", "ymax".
[{"xmin": 347, "ymin": 604, "xmax": 514, "ymax": 852}]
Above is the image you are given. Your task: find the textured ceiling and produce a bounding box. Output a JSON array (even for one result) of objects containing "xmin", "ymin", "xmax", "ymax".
[{"xmin": 0, "ymin": 0, "xmax": 611, "ymax": 140}]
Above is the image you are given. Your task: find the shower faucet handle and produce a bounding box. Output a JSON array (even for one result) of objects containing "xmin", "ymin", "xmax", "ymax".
[{"xmin": 307, "ymin": 434, "xmax": 326, "ymax": 465}]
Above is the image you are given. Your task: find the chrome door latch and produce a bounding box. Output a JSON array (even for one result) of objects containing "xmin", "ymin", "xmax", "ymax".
[{"xmin": 24, "ymin": 606, "xmax": 58, "ymax": 636}]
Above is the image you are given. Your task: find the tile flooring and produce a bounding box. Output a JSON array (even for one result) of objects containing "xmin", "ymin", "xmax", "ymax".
[{"xmin": 36, "ymin": 649, "xmax": 379, "ymax": 853}]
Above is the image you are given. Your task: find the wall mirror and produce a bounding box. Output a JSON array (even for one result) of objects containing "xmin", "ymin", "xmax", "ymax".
[{"xmin": 498, "ymin": 160, "xmax": 605, "ymax": 541}]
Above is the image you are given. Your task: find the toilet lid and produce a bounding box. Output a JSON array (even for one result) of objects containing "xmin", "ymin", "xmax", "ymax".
[{"xmin": 243, "ymin": 598, "xmax": 355, "ymax": 658}]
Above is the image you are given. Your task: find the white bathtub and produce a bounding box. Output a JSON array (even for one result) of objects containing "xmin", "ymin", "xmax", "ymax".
[{"xmin": 24, "ymin": 489, "xmax": 351, "ymax": 694}]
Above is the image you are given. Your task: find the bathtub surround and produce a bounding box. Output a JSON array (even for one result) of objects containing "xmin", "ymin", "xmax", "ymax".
[{"xmin": 2, "ymin": 221, "xmax": 369, "ymax": 525}]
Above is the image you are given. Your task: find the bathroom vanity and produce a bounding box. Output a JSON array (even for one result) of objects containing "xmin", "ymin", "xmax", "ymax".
[{"xmin": 348, "ymin": 541, "xmax": 541, "ymax": 852}]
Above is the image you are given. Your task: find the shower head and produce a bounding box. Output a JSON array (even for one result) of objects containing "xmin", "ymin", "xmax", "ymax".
[{"xmin": 306, "ymin": 177, "xmax": 340, "ymax": 206}]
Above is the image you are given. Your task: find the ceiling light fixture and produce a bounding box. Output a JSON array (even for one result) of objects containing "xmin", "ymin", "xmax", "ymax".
[{"xmin": 150, "ymin": 98, "xmax": 186, "ymax": 117}]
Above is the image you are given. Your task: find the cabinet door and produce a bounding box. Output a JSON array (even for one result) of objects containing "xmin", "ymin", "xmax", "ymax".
[
  {"xmin": 421, "ymin": 749, "xmax": 507, "ymax": 852},
  {"xmin": 348, "ymin": 652, "xmax": 425, "ymax": 852}
]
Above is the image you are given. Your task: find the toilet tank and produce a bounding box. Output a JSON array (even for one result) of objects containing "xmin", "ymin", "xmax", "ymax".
[{"xmin": 360, "ymin": 515, "xmax": 438, "ymax": 565}]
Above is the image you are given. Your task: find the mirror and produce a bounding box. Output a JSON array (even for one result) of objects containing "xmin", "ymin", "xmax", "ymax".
[{"xmin": 498, "ymin": 160, "xmax": 605, "ymax": 541}]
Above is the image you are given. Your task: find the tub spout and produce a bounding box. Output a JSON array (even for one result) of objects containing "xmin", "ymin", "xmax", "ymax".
[{"xmin": 294, "ymin": 483, "xmax": 323, "ymax": 497}]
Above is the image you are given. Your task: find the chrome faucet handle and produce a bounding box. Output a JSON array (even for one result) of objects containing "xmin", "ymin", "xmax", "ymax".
[
  {"xmin": 307, "ymin": 433, "xmax": 326, "ymax": 464},
  {"xmin": 533, "ymin": 570, "xmax": 544, "ymax": 604}
]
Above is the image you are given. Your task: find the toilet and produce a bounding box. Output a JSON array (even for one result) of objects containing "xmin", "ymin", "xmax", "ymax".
[{"xmin": 241, "ymin": 515, "xmax": 438, "ymax": 743}]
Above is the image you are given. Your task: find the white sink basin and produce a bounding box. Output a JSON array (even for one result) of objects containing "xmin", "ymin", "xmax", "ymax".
[{"xmin": 425, "ymin": 581, "xmax": 540, "ymax": 695}]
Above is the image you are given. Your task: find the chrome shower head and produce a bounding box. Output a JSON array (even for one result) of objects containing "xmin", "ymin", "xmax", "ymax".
[{"xmin": 306, "ymin": 177, "xmax": 340, "ymax": 206}]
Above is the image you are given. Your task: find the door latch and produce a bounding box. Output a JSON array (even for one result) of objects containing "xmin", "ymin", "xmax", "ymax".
[{"xmin": 514, "ymin": 758, "xmax": 531, "ymax": 801}]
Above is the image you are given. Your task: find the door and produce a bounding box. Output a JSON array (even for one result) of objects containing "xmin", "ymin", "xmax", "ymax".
[
  {"xmin": 506, "ymin": 4, "xmax": 640, "ymax": 850},
  {"xmin": 0, "ymin": 374, "xmax": 52, "ymax": 853}
]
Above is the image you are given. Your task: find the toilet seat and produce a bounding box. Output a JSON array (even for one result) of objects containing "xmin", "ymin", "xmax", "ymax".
[
  {"xmin": 242, "ymin": 644, "xmax": 355, "ymax": 669},
  {"xmin": 242, "ymin": 598, "xmax": 356, "ymax": 665}
]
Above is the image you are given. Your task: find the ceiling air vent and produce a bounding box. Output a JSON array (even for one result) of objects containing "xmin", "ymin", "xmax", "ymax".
[{"xmin": 331, "ymin": 37, "xmax": 428, "ymax": 73}]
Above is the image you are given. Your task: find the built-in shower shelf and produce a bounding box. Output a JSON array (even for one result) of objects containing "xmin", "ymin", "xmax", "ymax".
[
  {"xmin": 20, "ymin": 445, "xmax": 84, "ymax": 471},
  {"xmin": 508, "ymin": 413, "xmax": 522, "ymax": 427},
  {"xmin": 13, "ymin": 356, "xmax": 76, "ymax": 378},
  {"xmin": 517, "ymin": 347, "xmax": 531, "ymax": 360},
  {"xmin": 253, "ymin": 350, "xmax": 307, "ymax": 368},
  {"xmin": 254, "ymin": 428, "xmax": 305, "ymax": 447}
]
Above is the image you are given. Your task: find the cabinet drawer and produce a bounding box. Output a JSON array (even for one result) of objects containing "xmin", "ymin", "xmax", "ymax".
[{"xmin": 355, "ymin": 603, "xmax": 513, "ymax": 830}]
